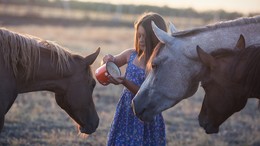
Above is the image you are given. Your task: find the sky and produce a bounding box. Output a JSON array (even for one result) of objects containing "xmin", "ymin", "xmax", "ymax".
[{"xmin": 77, "ymin": 0, "xmax": 260, "ymax": 14}]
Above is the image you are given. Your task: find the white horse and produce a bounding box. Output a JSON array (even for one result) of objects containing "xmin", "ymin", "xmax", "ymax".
[{"xmin": 132, "ymin": 15, "xmax": 260, "ymax": 121}]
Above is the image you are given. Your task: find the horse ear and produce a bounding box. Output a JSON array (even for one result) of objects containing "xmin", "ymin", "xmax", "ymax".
[
  {"xmin": 84, "ymin": 47, "xmax": 100, "ymax": 65},
  {"xmin": 152, "ymin": 21, "xmax": 173, "ymax": 44},
  {"xmin": 197, "ymin": 45, "xmax": 216, "ymax": 69},
  {"xmin": 169, "ymin": 21, "xmax": 177, "ymax": 34},
  {"xmin": 235, "ymin": 34, "xmax": 245, "ymax": 50}
]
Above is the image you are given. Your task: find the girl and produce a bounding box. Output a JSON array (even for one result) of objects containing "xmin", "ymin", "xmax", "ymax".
[{"xmin": 103, "ymin": 12, "xmax": 167, "ymax": 146}]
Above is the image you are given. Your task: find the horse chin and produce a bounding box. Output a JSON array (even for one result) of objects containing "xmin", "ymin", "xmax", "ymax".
[
  {"xmin": 198, "ymin": 116, "xmax": 219, "ymax": 134},
  {"xmin": 135, "ymin": 103, "xmax": 167, "ymax": 122},
  {"xmin": 139, "ymin": 114, "xmax": 154, "ymax": 122},
  {"xmin": 75, "ymin": 113, "xmax": 99, "ymax": 135},
  {"xmin": 79, "ymin": 125, "xmax": 96, "ymax": 135},
  {"xmin": 136, "ymin": 108, "xmax": 156, "ymax": 122},
  {"xmin": 204, "ymin": 124, "xmax": 219, "ymax": 134}
]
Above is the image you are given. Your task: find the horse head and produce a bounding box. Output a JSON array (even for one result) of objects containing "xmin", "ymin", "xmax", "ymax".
[
  {"xmin": 55, "ymin": 48, "xmax": 100, "ymax": 134},
  {"xmin": 0, "ymin": 27, "xmax": 101, "ymax": 134},
  {"xmin": 133, "ymin": 16, "xmax": 260, "ymax": 122},
  {"xmin": 133, "ymin": 21, "xmax": 201, "ymax": 121},
  {"xmin": 197, "ymin": 35, "xmax": 248, "ymax": 134}
]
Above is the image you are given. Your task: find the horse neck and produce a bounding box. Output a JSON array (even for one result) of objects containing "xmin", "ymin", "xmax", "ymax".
[
  {"xmin": 179, "ymin": 17, "xmax": 260, "ymax": 99},
  {"xmin": 182, "ymin": 22, "xmax": 260, "ymax": 58},
  {"xmin": 236, "ymin": 48, "xmax": 260, "ymax": 98},
  {"xmin": 16, "ymin": 48, "xmax": 74, "ymax": 94}
]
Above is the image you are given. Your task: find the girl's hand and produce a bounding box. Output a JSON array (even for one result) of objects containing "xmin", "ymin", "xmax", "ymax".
[
  {"xmin": 102, "ymin": 54, "xmax": 115, "ymax": 64},
  {"xmin": 109, "ymin": 74, "xmax": 139, "ymax": 94},
  {"xmin": 108, "ymin": 75, "xmax": 125, "ymax": 85}
]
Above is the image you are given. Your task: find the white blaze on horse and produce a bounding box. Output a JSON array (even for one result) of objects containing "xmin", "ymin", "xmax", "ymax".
[
  {"xmin": 132, "ymin": 15, "xmax": 260, "ymax": 121},
  {"xmin": 0, "ymin": 28, "xmax": 100, "ymax": 134}
]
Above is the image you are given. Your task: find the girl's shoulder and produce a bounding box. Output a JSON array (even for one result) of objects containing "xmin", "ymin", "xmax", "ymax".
[
  {"xmin": 115, "ymin": 48, "xmax": 136, "ymax": 67},
  {"xmin": 123, "ymin": 48, "xmax": 136, "ymax": 62},
  {"xmin": 123, "ymin": 48, "xmax": 135, "ymax": 55}
]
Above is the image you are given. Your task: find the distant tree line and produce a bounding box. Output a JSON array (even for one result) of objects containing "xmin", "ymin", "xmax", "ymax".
[{"xmin": 3, "ymin": 0, "xmax": 258, "ymax": 22}]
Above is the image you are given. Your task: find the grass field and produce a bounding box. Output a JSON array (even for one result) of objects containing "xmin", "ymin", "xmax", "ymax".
[{"xmin": 0, "ymin": 4, "xmax": 260, "ymax": 146}]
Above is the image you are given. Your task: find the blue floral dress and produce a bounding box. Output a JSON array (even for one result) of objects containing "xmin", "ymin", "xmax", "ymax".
[{"xmin": 107, "ymin": 52, "xmax": 166, "ymax": 146}]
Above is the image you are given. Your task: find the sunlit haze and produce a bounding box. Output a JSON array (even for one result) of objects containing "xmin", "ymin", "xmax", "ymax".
[{"xmin": 77, "ymin": 0, "xmax": 260, "ymax": 14}]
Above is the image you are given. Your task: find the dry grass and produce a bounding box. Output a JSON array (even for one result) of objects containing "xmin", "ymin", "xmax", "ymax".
[{"xmin": 0, "ymin": 4, "xmax": 260, "ymax": 146}]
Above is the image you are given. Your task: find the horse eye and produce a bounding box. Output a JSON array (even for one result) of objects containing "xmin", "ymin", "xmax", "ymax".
[
  {"xmin": 151, "ymin": 58, "xmax": 159, "ymax": 70},
  {"xmin": 151, "ymin": 63, "xmax": 157, "ymax": 69}
]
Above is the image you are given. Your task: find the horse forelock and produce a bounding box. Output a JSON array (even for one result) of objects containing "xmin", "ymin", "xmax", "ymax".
[
  {"xmin": 171, "ymin": 15, "xmax": 260, "ymax": 37},
  {"xmin": 0, "ymin": 28, "xmax": 73, "ymax": 80},
  {"xmin": 210, "ymin": 48, "xmax": 236, "ymax": 59},
  {"xmin": 146, "ymin": 42, "xmax": 164, "ymax": 74}
]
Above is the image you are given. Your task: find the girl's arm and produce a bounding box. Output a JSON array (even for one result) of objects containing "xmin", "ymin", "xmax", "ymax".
[
  {"xmin": 122, "ymin": 78, "xmax": 139, "ymax": 94},
  {"xmin": 108, "ymin": 75, "xmax": 139, "ymax": 94},
  {"xmin": 103, "ymin": 49, "xmax": 134, "ymax": 67},
  {"xmin": 104, "ymin": 48, "xmax": 138, "ymax": 94}
]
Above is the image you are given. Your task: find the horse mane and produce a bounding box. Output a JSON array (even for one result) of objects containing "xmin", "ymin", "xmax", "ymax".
[
  {"xmin": 0, "ymin": 28, "xmax": 73, "ymax": 80},
  {"xmin": 210, "ymin": 48, "xmax": 236, "ymax": 59},
  {"xmin": 172, "ymin": 15, "xmax": 260, "ymax": 37},
  {"xmin": 238, "ymin": 45, "xmax": 260, "ymax": 96}
]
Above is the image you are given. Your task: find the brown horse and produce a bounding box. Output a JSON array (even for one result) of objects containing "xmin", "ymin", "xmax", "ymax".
[
  {"xmin": 197, "ymin": 35, "xmax": 260, "ymax": 134},
  {"xmin": 0, "ymin": 28, "xmax": 100, "ymax": 134}
]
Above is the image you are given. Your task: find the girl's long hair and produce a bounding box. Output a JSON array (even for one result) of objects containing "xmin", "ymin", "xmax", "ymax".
[{"xmin": 134, "ymin": 12, "xmax": 167, "ymax": 65}]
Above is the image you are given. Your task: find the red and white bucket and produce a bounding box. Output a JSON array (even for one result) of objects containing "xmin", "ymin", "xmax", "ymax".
[{"xmin": 95, "ymin": 61, "xmax": 121, "ymax": 86}]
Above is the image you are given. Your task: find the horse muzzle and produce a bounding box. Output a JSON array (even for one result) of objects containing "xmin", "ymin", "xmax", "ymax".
[
  {"xmin": 79, "ymin": 118, "xmax": 99, "ymax": 134},
  {"xmin": 131, "ymin": 98, "xmax": 154, "ymax": 122},
  {"xmin": 204, "ymin": 124, "xmax": 219, "ymax": 134},
  {"xmin": 79, "ymin": 125, "xmax": 97, "ymax": 134},
  {"xmin": 199, "ymin": 120, "xmax": 219, "ymax": 134},
  {"xmin": 198, "ymin": 115, "xmax": 219, "ymax": 134}
]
